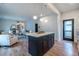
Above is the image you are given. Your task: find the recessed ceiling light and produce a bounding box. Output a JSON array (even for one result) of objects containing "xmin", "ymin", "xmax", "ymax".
[{"xmin": 33, "ymin": 16, "xmax": 37, "ymax": 20}]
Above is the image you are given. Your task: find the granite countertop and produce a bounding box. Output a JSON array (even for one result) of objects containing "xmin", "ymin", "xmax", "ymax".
[{"xmin": 26, "ymin": 32, "xmax": 54, "ymax": 37}]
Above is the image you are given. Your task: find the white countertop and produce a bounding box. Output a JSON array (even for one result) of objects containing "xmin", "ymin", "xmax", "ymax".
[{"xmin": 26, "ymin": 32, "xmax": 54, "ymax": 37}]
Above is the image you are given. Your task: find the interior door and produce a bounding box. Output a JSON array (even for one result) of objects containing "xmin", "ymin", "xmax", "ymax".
[{"xmin": 63, "ymin": 19, "xmax": 74, "ymax": 41}]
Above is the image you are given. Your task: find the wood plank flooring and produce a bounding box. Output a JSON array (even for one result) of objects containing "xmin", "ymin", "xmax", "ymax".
[
  {"xmin": 0, "ymin": 39, "xmax": 78, "ymax": 56},
  {"xmin": 44, "ymin": 40, "xmax": 78, "ymax": 56},
  {"xmin": 0, "ymin": 40, "xmax": 30, "ymax": 56}
]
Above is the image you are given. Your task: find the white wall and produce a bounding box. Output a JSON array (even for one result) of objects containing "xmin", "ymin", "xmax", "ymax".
[
  {"xmin": 48, "ymin": 3, "xmax": 61, "ymax": 41},
  {"xmin": 38, "ymin": 14, "xmax": 58, "ymax": 40},
  {"xmin": 61, "ymin": 9, "xmax": 79, "ymax": 42}
]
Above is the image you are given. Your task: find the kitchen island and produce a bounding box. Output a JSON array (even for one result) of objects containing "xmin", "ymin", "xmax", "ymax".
[{"xmin": 27, "ymin": 32, "xmax": 54, "ymax": 56}]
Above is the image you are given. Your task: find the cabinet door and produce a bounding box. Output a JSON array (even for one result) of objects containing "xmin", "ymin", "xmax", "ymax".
[
  {"xmin": 28, "ymin": 36, "xmax": 37, "ymax": 56},
  {"xmin": 48, "ymin": 34, "xmax": 54, "ymax": 48},
  {"xmin": 43, "ymin": 36, "xmax": 49, "ymax": 53},
  {"xmin": 37, "ymin": 38, "xmax": 43, "ymax": 56},
  {"xmin": 52, "ymin": 34, "xmax": 54, "ymax": 45}
]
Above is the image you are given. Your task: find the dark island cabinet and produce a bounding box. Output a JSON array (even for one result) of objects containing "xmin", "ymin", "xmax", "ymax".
[{"xmin": 28, "ymin": 33, "xmax": 54, "ymax": 56}]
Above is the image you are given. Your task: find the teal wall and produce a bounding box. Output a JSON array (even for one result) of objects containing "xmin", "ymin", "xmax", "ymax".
[{"xmin": 0, "ymin": 16, "xmax": 35, "ymax": 33}]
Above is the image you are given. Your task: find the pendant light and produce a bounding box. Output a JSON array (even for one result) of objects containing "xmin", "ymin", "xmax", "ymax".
[
  {"xmin": 44, "ymin": 19, "xmax": 48, "ymax": 23},
  {"xmin": 40, "ymin": 4, "xmax": 48, "ymax": 23},
  {"xmin": 40, "ymin": 4, "xmax": 43, "ymax": 17},
  {"xmin": 40, "ymin": 4, "xmax": 44, "ymax": 22}
]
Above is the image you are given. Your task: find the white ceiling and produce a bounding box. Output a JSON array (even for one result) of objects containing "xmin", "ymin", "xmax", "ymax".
[
  {"xmin": 53, "ymin": 3, "xmax": 79, "ymax": 13},
  {"xmin": 0, "ymin": 3, "xmax": 56, "ymax": 19},
  {"xmin": 0, "ymin": 3, "xmax": 78, "ymax": 19}
]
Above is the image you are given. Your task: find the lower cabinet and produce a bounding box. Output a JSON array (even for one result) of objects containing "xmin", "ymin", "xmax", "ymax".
[{"xmin": 28, "ymin": 34, "xmax": 54, "ymax": 56}]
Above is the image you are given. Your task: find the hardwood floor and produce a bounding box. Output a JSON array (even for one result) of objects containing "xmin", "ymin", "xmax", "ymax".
[
  {"xmin": 0, "ymin": 40, "xmax": 30, "ymax": 56},
  {"xmin": 44, "ymin": 40, "xmax": 78, "ymax": 56},
  {"xmin": 0, "ymin": 39, "xmax": 78, "ymax": 56}
]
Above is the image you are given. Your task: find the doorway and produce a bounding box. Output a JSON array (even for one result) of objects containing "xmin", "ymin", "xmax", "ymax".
[{"xmin": 63, "ymin": 19, "xmax": 74, "ymax": 41}]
